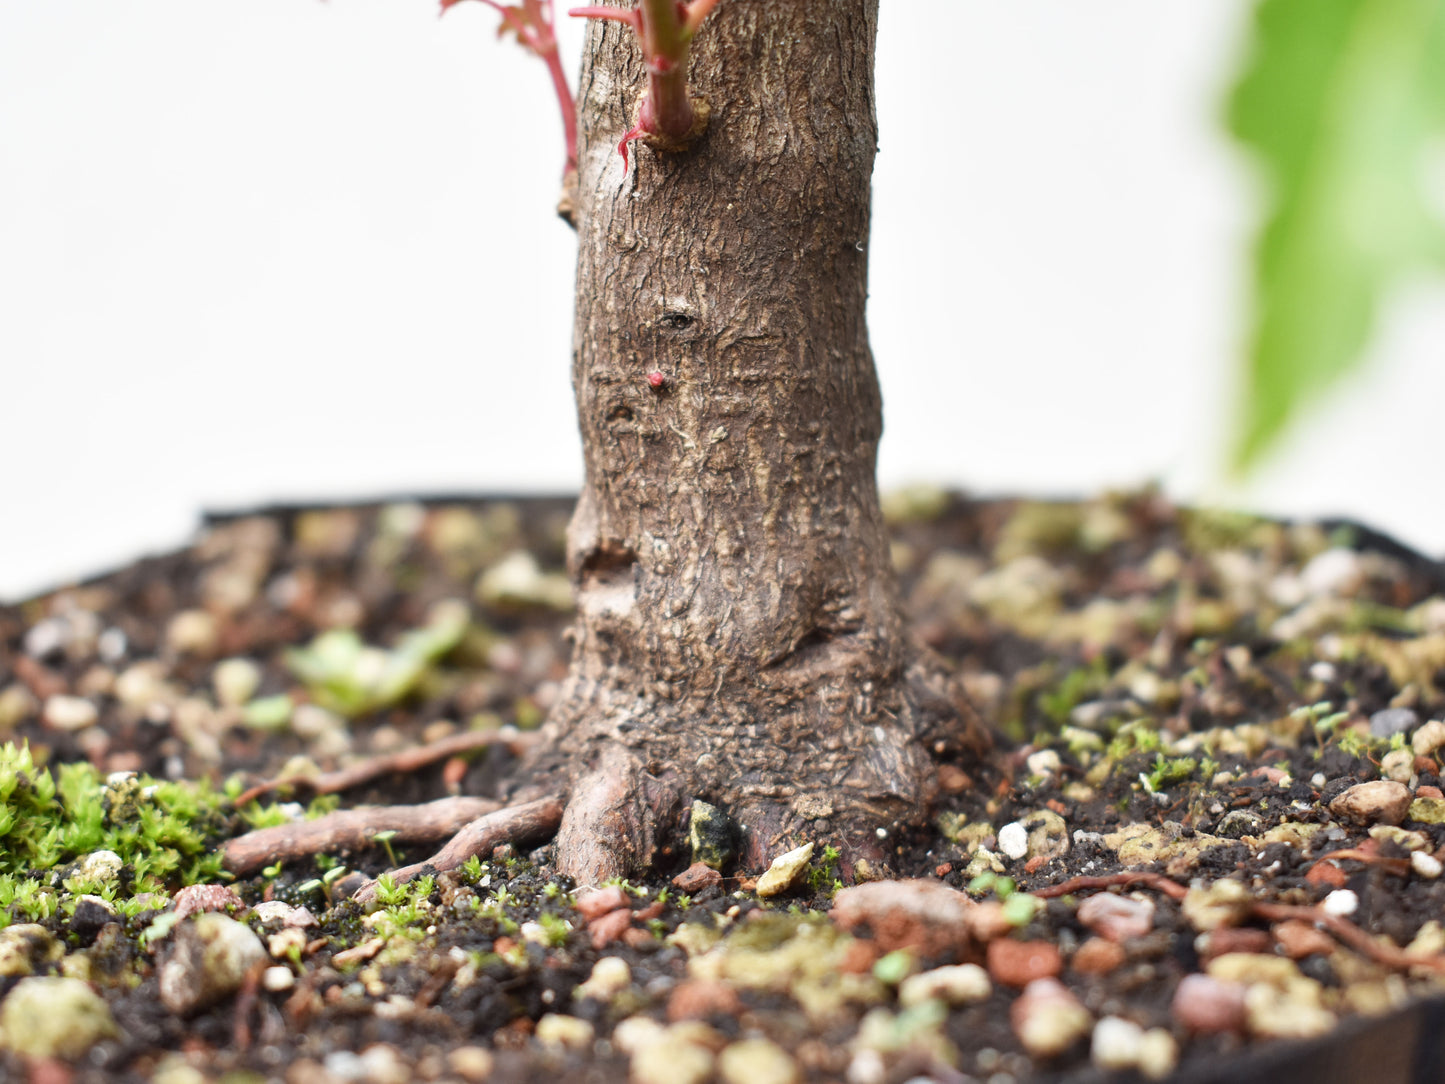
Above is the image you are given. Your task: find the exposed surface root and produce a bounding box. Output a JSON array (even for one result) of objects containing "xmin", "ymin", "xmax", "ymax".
[
  {"xmin": 554, "ymin": 747, "xmax": 684, "ymax": 886},
  {"xmin": 1252, "ymin": 902, "xmax": 1445, "ymax": 976},
  {"xmin": 232, "ymin": 728, "xmax": 537, "ymax": 807},
  {"xmin": 223, "ymin": 796, "xmax": 503, "ymax": 876},
  {"xmin": 352, "ymin": 796, "xmax": 564, "ymax": 903},
  {"xmin": 1033, "ymin": 871, "xmax": 1188, "ymax": 901}
]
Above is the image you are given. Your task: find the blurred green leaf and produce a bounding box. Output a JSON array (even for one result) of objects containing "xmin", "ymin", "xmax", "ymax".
[
  {"xmin": 1227, "ymin": 0, "xmax": 1445, "ymax": 471},
  {"xmin": 284, "ymin": 605, "xmax": 470, "ymax": 718}
]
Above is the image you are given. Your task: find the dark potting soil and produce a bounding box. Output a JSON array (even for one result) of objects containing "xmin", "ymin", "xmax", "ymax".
[{"xmin": 3, "ymin": 489, "xmax": 1445, "ymax": 1083}]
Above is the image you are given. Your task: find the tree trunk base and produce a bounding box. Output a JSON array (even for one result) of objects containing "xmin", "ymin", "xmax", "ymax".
[{"xmin": 527, "ymin": 642, "xmax": 991, "ymax": 885}]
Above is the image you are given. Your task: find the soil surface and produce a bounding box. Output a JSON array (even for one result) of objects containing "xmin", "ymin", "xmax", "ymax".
[{"xmin": 4, "ymin": 489, "xmax": 1445, "ymax": 1084}]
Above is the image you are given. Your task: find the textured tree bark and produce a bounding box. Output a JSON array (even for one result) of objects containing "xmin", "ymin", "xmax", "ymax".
[{"xmin": 533, "ymin": 0, "xmax": 988, "ymax": 883}]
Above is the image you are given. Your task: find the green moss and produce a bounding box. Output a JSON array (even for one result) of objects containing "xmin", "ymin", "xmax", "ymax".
[
  {"xmin": 1334, "ymin": 729, "xmax": 1371, "ymax": 760},
  {"xmin": 806, "ymin": 844, "xmax": 842, "ymax": 894},
  {"xmin": 536, "ymin": 911, "xmax": 572, "ymax": 947},
  {"xmin": 1106, "ymin": 720, "xmax": 1163, "ymax": 760},
  {"xmin": 0, "ymin": 742, "xmax": 229, "ymax": 927},
  {"xmin": 1145, "ymin": 754, "xmax": 1199, "ymax": 791},
  {"xmin": 1038, "ymin": 659, "xmax": 1111, "ymax": 727}
]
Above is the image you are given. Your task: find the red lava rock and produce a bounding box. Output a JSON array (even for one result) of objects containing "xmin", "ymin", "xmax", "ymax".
[
  {"xmin": 576, "ymin": 886, "xmax": 631, "ymax": 921},
  {"xmin": 1272, "ymin": 919, "xmax": 1336, "ymax": 959},
  {"xmin": 1306, "ymin": 861, "xmax": 1350, "ymax": 888},
  {"xmin": 838, "ymin": 939, "xmax": 883, "ymax": 974},
  {"xmin": 672, "ymin": 863, "xmax": 722, "ymax": 893},
  {"xmin": 1196, "ymin": 927, "xmax": 1273, "ymax": 960},
  {"xmin": 1247, "ymin": 766, "xmax": 1290, "ymax": 786},
  {"xmin": 1171, "ymin": 973, "xmax": 1249, "ymax": 1033},
  {"xmin": 1024, "ymin": 855, "xmax": 1049, "ymax": 874},
  {"xmin": 831, "ymin": 879, "xmax": 977, "ymax": 958},
  {"xmin": 494, "ymin": 1017, "xmax": 535, "ymax": 1049},
  {"xmin": 1045, "ymin": 799, "xmax": 1067, "ymax": 815},
  {"xmin": 634, "ymin": 901, "xmax": 665, "ymax": 922},
  {"xmin": 1417, "ymin": 784, "xmax": 1444, "ymax": 800},
  {"xmin": 493, "ymin": 936, "xmax": 518, "ymax": 956},
  {"xmin": 26, "ymin": 1058, "xmax": 74, "ymax": 1084},
  {"xmin": 1328, "ymin": 780, "xmax": 1412, "ymax": 826},
  {"xmin": 934, "ymin": 863, "xmax": 953, "ymax": 878},
  {"xmin": 987, "ymin": 939, "xmax": 1063, "ymax": 987},
  {"xmin": 1076, "ymin": 893, "xmax": 1154, "ymax": 943},
  {"xmin": 667, "ymin": 979, "xmax": 743, "ymax": 1022},
  {"xmin": 1070, "ymin": 937, "xmax": 1126, "ymax": 975},
  {"xmin": 620, "ymin": 927, "xmax": 656, "ymax": 950},
  {"xmin": 172, "ymin": 884, "xmax": 246, "ymax": 921},
  {"xmin": 589, "ymin": 908, "xmax": 634, "ymax": 949}
]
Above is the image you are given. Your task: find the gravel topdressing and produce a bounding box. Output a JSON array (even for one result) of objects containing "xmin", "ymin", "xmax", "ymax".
[{"xmin": 3, "ymin": 489, "xmax": 1445, "ymax": 1083}]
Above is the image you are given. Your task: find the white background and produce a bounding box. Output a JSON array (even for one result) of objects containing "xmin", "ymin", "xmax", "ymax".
[{"xmin": 4, "ymin": 0, "xmax": 1444, "ymax": 602}]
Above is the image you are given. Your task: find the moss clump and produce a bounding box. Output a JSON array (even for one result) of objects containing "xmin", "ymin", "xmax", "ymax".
[
  {"xmin": 1144, "ymin": 754, "xmax": 1200, "ymax": 792},
  {"xmin": 0, "ymin": 742, "xmax": 229, "ymax": 926}
]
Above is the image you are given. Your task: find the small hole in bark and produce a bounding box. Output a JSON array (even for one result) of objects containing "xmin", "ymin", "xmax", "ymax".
[
  {"xmin": 578, "ymin": 543, "xmax": 638, "ymax": 618},
  {"xmin": 608, "ymin": 404, "xmax": 634, "ymax": 424},
  {"xmin": 764, "ymin": 627, "xmax": 833, "ymax": 669},
  {"xmin": 580, "ymin": 542, "xmax": 637, "ymax": 579},
  {"xmin": 659, "ymin": 310, "xmax": 694, "ymax": 331}
]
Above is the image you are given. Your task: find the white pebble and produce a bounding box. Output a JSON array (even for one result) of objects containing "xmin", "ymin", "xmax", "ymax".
[
  {"xmin": 212, "ymin": 658, "xmax": 262, "ymax": 708},
  {"xmin": 997, "ymin": 822, "xmax": 1029, "ymax": 860},
  {"xmin": 43, "ymin": 696, "xmax": 98, "ymax": 732},
  {"xmin": 1413, "ymin": 720, "xmax": 1445, "ymax": 756},
  {"xmin": 24, "ymin": 620, "xmax": 67, "ymax": 659},
  {"xmin": 1301, "ymin": 548, "xmax": 1363, "ymax": 596},
  {"xmin": 1321, "ymin": 889, "xmax": 1358, "ymax": 917},
  {"xmin": 1412, "ymin": 851, "xmax": 1443, "ymax": 879},
  {"xmin": 262, "ymin": 966, "xmax": 295, "ymax": 992},
  {"xmin": 1091, "ymin": 1016, "xmax": 1144, "ymax": 1072},
  {"xmin": 97, "ymin": 628, "xmax": 128, "ymax": 664},
  {"xmin": 1026, "ymin": 749, "xmax": 1062, "ymax": 777}
]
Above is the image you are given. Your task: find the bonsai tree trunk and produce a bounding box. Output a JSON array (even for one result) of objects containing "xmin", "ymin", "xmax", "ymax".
[{"xmin": 534, "ymin": 0, "xmax": 988, "ymax": 883}]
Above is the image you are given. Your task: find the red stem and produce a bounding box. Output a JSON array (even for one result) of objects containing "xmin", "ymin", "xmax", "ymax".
[
  {"xmin": 568, "ymin": 5, "xmax": 638, "ymax": 26},
  {"xmin": 540, "ymin": 20, "xmax": 579, "ymax": 172},
  {"xmin": 637, "ymin": 0, "xmax": 694, "ymax": 140}
]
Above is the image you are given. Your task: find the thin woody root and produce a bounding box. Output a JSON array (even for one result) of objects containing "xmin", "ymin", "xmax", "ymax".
[
  {"xmin": 231, "ymin": 728, "xmax": 538, "ymax": 807},
  {"xmin": 223, "ymin": 795, "xmax": 505, "ymax": 876},
  {"xmin": 351, "ymin": 796, "xmax": 565, "ymax": 904}
]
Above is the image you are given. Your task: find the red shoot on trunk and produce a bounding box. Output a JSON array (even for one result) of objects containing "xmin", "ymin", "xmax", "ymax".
[{"xmin": 571, "ymin": 0, "xmax": 722, "ymax": 173}]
